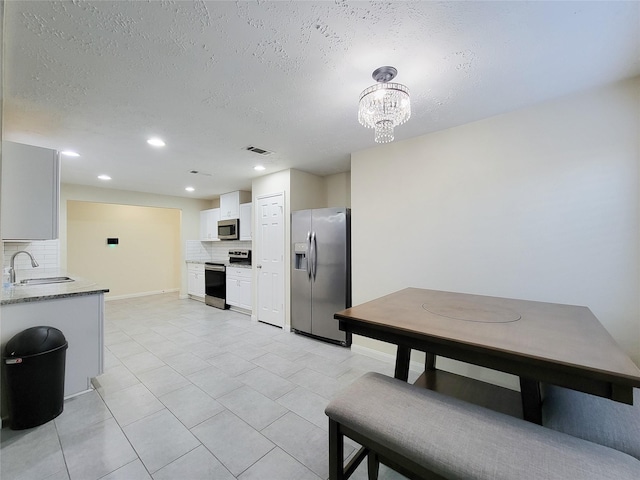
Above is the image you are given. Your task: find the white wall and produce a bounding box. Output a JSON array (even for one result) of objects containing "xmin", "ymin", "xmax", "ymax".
[
  {"xmin": 61, "ymin": 184, "xmax": 211, "ymax": 297},
  {"xmin": 352, "ymin": 78, "xmax": 640, "ymax": 371}
]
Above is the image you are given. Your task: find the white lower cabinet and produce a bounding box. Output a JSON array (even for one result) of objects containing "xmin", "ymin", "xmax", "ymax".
[
  {"xmin": 187, "ymin": 263, "xmax": 205, "ymax": 298},
  {"xmin": 226, "ymin": 267, "xmax": 252, "ymax": 311}
]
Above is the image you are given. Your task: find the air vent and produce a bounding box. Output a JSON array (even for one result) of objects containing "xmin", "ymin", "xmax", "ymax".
[
  {"xmin": 189, "ymin": 170, "xmax": 212, "ymax": 176},
  {"xmin": 245, "ymin": 146, "xmax": 273, "ymax": 156}
]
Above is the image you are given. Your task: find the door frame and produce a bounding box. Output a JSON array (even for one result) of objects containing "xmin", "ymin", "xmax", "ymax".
[{"xmin": 254, "ymin": 191, "xmax": 286, "ymax": 329}]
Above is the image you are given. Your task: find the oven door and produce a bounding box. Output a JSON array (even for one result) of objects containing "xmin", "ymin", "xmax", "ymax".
[{"xmin": 204, "ymin": 263, "xmax": 228, "ymax": 309}]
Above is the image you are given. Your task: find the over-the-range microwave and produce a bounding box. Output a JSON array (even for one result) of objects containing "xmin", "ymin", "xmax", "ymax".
[{"xmin": 217, "ymin": 218, "xmax": 239, "ymax": 240}]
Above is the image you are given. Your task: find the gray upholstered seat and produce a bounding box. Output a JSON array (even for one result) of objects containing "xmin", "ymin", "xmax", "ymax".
[
  {"xmin": 542, "ymin": 384, "xmax": 640, "ymax": 461},
  {"xmin": 325, "ymin": 372, "xmax": 640, "ymax": 480}
]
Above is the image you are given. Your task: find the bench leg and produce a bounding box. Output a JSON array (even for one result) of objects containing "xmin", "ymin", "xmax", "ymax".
[
  {"xmin": 367, "ymin": 452, "xmax": 380, "ymax": 480},
  {"xmin": 329, "ymin": 419, "xmax": 345, "ymax": 480}
]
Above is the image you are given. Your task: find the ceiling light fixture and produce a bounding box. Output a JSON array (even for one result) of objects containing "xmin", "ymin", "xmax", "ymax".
[
  {"xmin": 254, "ymin": 165, "xmax": 266, "ymax": 171},
  {"xmin": 98, "ymin": 174, "xmax": 111, "ymax": 180},
  {"xmin": 60, "ymin": 150, "xmax": 80, "ymax": 157},
  {"xmin": 185, "ymin": 186, "xmax": 195, "ymax": 192},
  {"xmin": 147, "ymin": 137, "xmax": 166, "ymax": 147},
  {"xmin": 358, "ymin": 66, "xmax": 411, "ymax": 143}
]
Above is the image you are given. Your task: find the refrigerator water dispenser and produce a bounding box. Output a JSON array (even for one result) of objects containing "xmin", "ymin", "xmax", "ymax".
[{"xmin": 294, "ymin": 242, "xmax": 308, "ymax": 271}]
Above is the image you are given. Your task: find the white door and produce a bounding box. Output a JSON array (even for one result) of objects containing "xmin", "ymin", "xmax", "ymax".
[{"xmin": 256, "ymin": 192, "xmax": 285, "ymax": 327}]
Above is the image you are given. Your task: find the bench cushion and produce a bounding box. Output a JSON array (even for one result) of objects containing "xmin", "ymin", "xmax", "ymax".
[
  {"xmin": 542, "ymin": 384, "xmax": 640, "ymax": 461},
  {"xmin": 326, "ymin": 372, "xmax": 640, "ymax": 480}
]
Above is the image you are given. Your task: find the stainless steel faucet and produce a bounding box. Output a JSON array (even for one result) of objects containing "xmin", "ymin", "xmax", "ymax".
[{"xmin": 9, "ymin": 251, "xmax": 39, "ymax": 283}]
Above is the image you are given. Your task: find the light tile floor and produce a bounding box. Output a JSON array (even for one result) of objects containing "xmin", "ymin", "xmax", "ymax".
[{"xmin": 1, "ymin": 293, "xmax": 412, "ymax": 480}]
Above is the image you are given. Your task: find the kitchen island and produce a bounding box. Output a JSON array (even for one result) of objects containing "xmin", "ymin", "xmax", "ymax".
[{"xmin": 1, "ymin": 274, "xmax": 109, "ymax": 424}]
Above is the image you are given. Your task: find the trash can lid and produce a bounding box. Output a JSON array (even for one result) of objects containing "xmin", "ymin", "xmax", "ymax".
[{"xmin": 4, "ymin": 326, "xmax": 67, "ymax": 357}]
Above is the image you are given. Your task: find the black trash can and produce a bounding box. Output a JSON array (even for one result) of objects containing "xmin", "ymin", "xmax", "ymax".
[{"xmin": 3, "ymin": 326, "xmax": 68, "ymax": 430}]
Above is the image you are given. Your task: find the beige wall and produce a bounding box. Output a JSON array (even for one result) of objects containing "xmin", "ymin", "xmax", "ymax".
[
  {"xmin": 290, "ymin": 169, "xmax": 325, "ymax": 211},
  {"xmin": 326, "ymin": 172, "xmax": 351, "ymax": 208},
  {"xmin": 61, "ymin": 184, "xmax": 211, "ymax": 297},
  {"xmin": 67, "ymin": 201, "xmax": 181, "ymax": 298},
  {"xmin": 352, "ymin": 78, "xmax": 640, "ymax": 375}
]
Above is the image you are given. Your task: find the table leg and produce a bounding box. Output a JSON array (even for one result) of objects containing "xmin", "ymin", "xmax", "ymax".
[
  {"xmin": 425, "ymin": 352, "xmax": 436, "ymax": 371},
  {"xmin": 519, "ymin": 377, "xmax": 542, "ymax": 424},
  {"xmin": 394, "ymin": 345, "xmax": 411, "ymax": 381}
]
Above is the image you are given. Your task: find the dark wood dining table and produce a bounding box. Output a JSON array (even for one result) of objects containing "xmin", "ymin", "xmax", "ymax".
[{"xmin": 334, "ymin": 287, "xmax": 640, "ymax": 424}]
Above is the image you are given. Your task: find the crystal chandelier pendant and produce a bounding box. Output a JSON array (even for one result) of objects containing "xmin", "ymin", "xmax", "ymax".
[{"xmin": 358, "ymin": 66, "xmax": 411, "ymax": 143}]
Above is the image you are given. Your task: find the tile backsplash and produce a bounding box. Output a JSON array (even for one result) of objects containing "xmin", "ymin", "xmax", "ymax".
[
  {"xmin": 3, "ymin": 239, "xmax": 251, "ymax": 273},
  {"xmin": 186, "ymin": 240, "xmax": 251, "ymax": 262},
  {"xmin": 3, "ymin": 240, "xmax": 60, "ymax": 271}
]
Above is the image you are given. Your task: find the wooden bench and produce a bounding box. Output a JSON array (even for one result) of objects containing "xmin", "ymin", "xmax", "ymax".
[
  {"xmin": 325, "ymin": 372, "xmax": 640, "ymax": 480},
  {"xmin": 542, "ymin": 384, "xmax": 640, "ymax": 461}
]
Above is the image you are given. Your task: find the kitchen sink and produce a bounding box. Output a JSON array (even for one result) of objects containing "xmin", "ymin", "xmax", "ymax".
[{"xmin": 17, "ymin": 276, "xmax": 75, "ymax": 285}]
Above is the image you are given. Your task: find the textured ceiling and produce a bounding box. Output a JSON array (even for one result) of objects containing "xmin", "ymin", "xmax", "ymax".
[{"xmin": 4, "ymin": 1, "xmax": 639, "ymax": 199}]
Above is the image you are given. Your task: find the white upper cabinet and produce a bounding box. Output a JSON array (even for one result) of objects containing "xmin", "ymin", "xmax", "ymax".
[
  {"xmin": 239, "ymin": 203, "xmax": 252, "ymax": 241},
  {"xmin": 200, "ymin": 208, "xmax": 220, "ymax": 241},
  {"xmin": 1, "ymin": 141, "xmax": 60, "ymax": 240},
  {"xmin": 220, "ymin": 191, "xmax": 251, "ymax": 220}
]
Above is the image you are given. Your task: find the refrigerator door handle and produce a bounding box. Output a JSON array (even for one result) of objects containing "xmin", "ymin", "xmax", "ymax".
[
  {"xmin": 306, "ymin": 231, "xmax": 312, "ymax": 279},
  {"xmin": 311, "ymin": 231, "xmax": 317, "ymax": 281}
]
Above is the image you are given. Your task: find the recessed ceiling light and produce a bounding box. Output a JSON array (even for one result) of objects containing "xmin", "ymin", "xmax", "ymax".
[
  {"xmin": 60, "ymin": 150, "xmax": 80, "ymax": 157},
  {"xmin": 254, "ymin": 165, "xmax": 266, "ymax": 171},
  {"xmin": 185, "ymin": 186, "xmax": 195, "ymax": 192},
  {"xmin": 147, "ymin": 137, "xmax": 166, "ymax": 147},
  {"xmin": 98, "ymin": 175, "xmax": 111, "ymax": 180}
]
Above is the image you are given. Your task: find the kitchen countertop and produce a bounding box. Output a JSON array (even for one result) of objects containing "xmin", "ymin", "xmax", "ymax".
[
  {"xmin": 186, "ymin": 260, "xmax": 252, "ymax": 269},
  {"xmin": 1, "ymin": 272, "xmax": 109, "ymax": 306}
]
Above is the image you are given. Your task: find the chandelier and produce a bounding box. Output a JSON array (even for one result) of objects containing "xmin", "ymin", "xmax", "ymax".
[{"xmin": 358, "ymin": 66, "xmax": 411, "ymax": 143}]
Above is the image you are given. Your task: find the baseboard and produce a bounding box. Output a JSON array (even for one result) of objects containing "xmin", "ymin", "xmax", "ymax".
[
  {"xmin": 351, "ymin": 344, "xmax": 424, "ymax": 374},
  {"xmin": 350, "ymin": 344, "xmax": 519, "ymax": 391},
  {"xmin": 105, "ymin": 288, "xmax": 180, "ymax": 301},
  {"xmin": 229, "ymin": 306, "xmax": 251, "ymax": 316}
]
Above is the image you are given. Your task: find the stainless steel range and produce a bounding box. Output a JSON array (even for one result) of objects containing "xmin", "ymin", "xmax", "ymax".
[
  {"xmin": 229, "ymin": 249, "xmax": 251, "ymax": 266},
  {"xmin": 204, "ymin": 262, "xmax": 227, "ymax": 309}
]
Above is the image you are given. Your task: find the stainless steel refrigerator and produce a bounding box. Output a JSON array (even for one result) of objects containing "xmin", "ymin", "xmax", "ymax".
[{"xmin": 291, "ymin": 207, "xmax": 352, "ymax": 346}]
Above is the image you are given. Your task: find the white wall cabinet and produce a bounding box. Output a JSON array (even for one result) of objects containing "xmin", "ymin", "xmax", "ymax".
[
  {"xmin": 1, "ymin": 141, "xmax": 60, "ymax": 240},
  {"xmin": 239, "ymin": 202, "xmax": 252, "ymax": 241},
  {"xmin": 226, "ymin": 267, "xmax": 252, "ymax": 311},
  {"xmin": 220, "ymin": 191, "xmax": 251, "ymax": 220},
  {"xmin": 199, "ymin": 208, "xmax": 220, "ymax": 241},
  {"xmin": 187, "ymin": 263, "xmax": 205, "ymax": 298}
]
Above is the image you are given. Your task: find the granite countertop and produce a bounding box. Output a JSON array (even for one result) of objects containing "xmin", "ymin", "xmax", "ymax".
[
  {"xmin": 1, "ymin": 270, "xmax": 109, "ymax": 306},
  {"xmin": 186, "ymin": 260, "xmax": 252, "ymax": 269}
]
